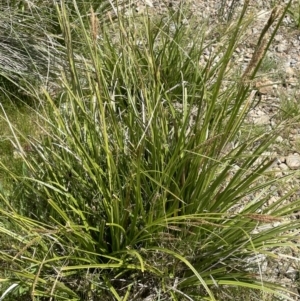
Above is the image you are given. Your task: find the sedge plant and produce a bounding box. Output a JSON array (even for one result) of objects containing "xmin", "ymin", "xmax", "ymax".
[{"xmin": 0, "ymin": 0, "xmax": 299, "ymax": 300}]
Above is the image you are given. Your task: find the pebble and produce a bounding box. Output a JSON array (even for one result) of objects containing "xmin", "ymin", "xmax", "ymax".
[
  {"xmin": 279, "ymin": 163, "xmax": 289, "ymax": 171},
  {"xmin": 253, "ymin": 115, "xmax": 270, "ymax": 125},
  {"xmin": 286, "ymin": 154, "xmax": 300, "ymax": 170},
  {"xmin": 13, "ymin": 150, "xmax": 22, "ymax": 159},
  {"xmin": 272, "ymin": 167, "xmax": 282, "ymax": 178},
  {"xmin": 285, "ymin": 67, "xmax": 295, "ymax": 77},
  {"xmin": 268, "ymin": 196, "xmax": 278, "ymax": 206},
  {"xmin": 284, "ymin": 266, "xmax": 298, "ymax": 281},
  {"xmin": 289, "ymin": 134, "xmax": 300, "ymax": 142},
  {"xmin": 274, "ymin": 34, "xmax": 283, "ymax": 42},
  {"xmin": 276, "ymin": 43, "xmax": 288, "ymax": 53},
  {"xmin": 255, "ymin": 80, "xmax": 274, "ymax": 95}
]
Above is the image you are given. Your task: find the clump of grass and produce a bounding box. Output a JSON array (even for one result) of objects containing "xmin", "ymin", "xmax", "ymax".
[
  {"xmin": 280, "ymin": 97, "xmax": 300, "ymax": 120},
  {"xmin": 259, "ymin": 54, "xmax": 280, "ymax": 79},
  {"xmin": 0, "ymin": 0, "xmax": 113, "ymax": 103},
  {"xmin": 217, "ymin": 0, "xmax": 241, "ymax": 22},
  {"xmin": 0, "ymin": 0, "xmax": 299, "ymax": 300},
  {"xmin": 0, "ymin": 98, "xmax": 41, "ymax": 192},
  {"xmin": 0, "ymin": 3, "xmax": 63, "ymax": 100},
  {"xmin": 287, "ymin": 0, "xmax": 300, "ymax": 28}
]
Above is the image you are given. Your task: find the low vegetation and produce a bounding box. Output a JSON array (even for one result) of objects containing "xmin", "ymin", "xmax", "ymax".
[{"xmin": 0, "ymin": 0, "xmax": 299, "ymax": 300}]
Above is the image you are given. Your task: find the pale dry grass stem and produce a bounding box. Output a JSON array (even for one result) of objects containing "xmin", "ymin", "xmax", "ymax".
[
  {"xmin": 90, "ymin": 7, "xmax": 99, "ymax": 46},
  {"xmin": 245, "ymin": 213, "xmax": 282, "ymax": 223}
]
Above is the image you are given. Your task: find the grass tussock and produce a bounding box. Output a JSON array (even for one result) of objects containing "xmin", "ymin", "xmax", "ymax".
[{"xmin": 0, "ymin": 0, "xmax": 299, "ymax": 300}]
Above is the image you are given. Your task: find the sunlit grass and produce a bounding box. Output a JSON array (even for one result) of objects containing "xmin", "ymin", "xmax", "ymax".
[
  {"xmin": 0, "ymin": 96, "xmax": 40, "ymax": 190},
  {"xmin": 0, "ymin": 1, "xmax": 298, "ymax": 300}
]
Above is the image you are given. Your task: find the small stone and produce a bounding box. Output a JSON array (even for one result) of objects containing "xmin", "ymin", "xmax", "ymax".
[
  {"xmin": 13, "ymin": 150, "xmax": 22, "ymax": 159},
  {"xmin": 290, "ymin": 134, "xmax": 300, "ymax": 142},
  {"xmin": 287, "ymin": 77, "xmax": 298, "ymax": 87},
  {"xmin": 255, "ymin": 109, "xmax": 265, "ymax": 116},
  {"xmin": 286, "ymin": 154, "xmax": 300, "ymax": 170},
  {"xmin": 268, "ymin": 196, "xmax": 278, "ymax": 206},
  {"xmin": 283, "ymin": 15, "xmax": 292, "ymax": 25},
  {"xmin": 181, "ymin": 18, "xmax": 189, "ymax": 25},
  {"xmin": 279, "ymin": 163, "xmax": 289, "ymax": 171},
  {"xmin": 270, "ymin": 119, "xmax": 277, "ymax": 128},
  {"xmin": 290, "ymin": 128, "xmax": 298, "ymax": 135},
  {"xmin": 279, "ymin": 156, "xmax": 286, "ymax": 163},
  {"xmin": 274, "ymin": 34, "xmax": 283, "ymax": 42},
  {"xmin": 285, "ymin": 267, "xmax": 298, "ymax": 280},
  {"xmin": 270, "ymin": 185, "xmax": 278, "ymax": 192},
  {"xmin": 276, "ymin": 43, "xmax": 288, "ymax": 53},
  {"xmin": 275, "ymin": 136, "xmax": 284, "ymax": 143},
  {"xmin": 272, "ymin": 221, "xmax": 281, "ymax": 227},
  {"xmin": 144, "ymin": 0, "xmax": 153, "ymax": 7},
  {"xmin": 291, "ymin": 40, "xmax": 299, "ymax": 47},
  {"xmin": 253, "ymin": 115, "xmax": 270, "ymax": 125},
  {"xmin": 274, "ymin": 157, "xmax": 281, "ymax": 165},
  {"xmin": 255, "ymin": 80, "xmax": 274, "ymax": 95},
  {"xmin": 285, "ymin": 67, "xmax": 295, "ymax": 77},
  {"xmin": 272, "ymin": 167, "xmax": 282, "ymax": 177}
]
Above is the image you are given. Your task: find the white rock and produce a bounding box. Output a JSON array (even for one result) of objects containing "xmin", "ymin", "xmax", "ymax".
[
  {"xmin": 286, "ymin": 154, "xmax": 300, "ymax": 170},
  {"xmin": 255, "ymin": 109, "xmax": 264, "ymax": 116},
  {"xmin": 279, "ymin": 156, "xmax": 286, "ymax": 163},
  {"xmin": 276, "ymin": 43, "xmax": 288, "ymax": 53},
  {"xmin": 143, "ymin": 0, "xmax": 153, "ymax": 7},
  {"xmin": 274, "ymin": 34, "xmax": 283, "ymax": 42},
  {"xmin": 268, "ymin": 196, "xmax": 278, "ymax": 206},
  {"xmin": 279, "ymin": 163, "xmax": 289, "ymax": 171},
  {"xmin": 270, "ymin": 119, "xmax": 277, "ymax": 128},
  {"xmin": 272, "ymin": 167, "xmax": 283, "ymax": 178}
]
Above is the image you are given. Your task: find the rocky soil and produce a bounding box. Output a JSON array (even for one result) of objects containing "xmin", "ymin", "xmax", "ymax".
[{"xmin": 121, "ymin": 0, "xmax": 300, "ymax": 299}]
